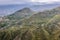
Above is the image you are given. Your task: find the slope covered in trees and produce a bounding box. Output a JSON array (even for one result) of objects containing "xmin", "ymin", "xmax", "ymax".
[{"xmin": 0, "ymin": 7, "xmax": 60, "ymax": 40}]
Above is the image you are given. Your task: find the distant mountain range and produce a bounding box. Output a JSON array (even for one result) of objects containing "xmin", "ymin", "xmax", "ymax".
[{"xmin": 0, "ymin": 2, "xmax": 60, "ymax": 17}]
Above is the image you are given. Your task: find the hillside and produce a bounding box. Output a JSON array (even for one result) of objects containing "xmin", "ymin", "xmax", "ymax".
[
  {"xmin": 0, "ymin": 7, "xmax": 60, "ymax": 40},
  {"xmin": 19, "ymin": 7, "xmax": 60, "ymax": 40},
  {"xmin": 6, "ymin": 7, "xmax": 35, "ymax": 20},
  {"xmin": 22, "ymin": 7, "xmax": 60, "ymax": 26},
  {"xmin": 0, "ymin": 8, "xmax": 35, "ymax": 28}
]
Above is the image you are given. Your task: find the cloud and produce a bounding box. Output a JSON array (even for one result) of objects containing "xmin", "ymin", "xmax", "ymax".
[
  {"xmin": 0, "ymin": 0, "xmax": 60, "ymax": 5},
  {"xmin": 31, "ymin": 0, "xmax": 60, "ymax": 3},
  {"xmin": 0, "ymin": 0, "xmax": 31, "ymax": 5}
]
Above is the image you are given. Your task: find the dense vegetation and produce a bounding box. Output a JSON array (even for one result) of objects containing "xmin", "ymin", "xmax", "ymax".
[{"xmin": 0, "ymin": 7, "xmax": 60, "ymax": 40}]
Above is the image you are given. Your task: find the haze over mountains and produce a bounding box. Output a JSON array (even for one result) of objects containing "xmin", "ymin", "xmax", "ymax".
[{"xmin": 0, "ymin": 2, "xmax": 60, "ymax": 17}]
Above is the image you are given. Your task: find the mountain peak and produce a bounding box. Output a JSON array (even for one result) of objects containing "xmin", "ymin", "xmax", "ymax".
[
  {"xmin": 6, "ymin": 7, "xmax": 34, "ymax": 20},
  {"xmin": 17, "ymin": 7, "xmax": 32, "ymax": 13}
]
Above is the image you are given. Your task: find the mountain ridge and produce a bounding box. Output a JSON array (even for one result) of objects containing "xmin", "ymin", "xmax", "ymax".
[
  {"xmin": 0, "ymin": 6, "xmax": 60, "ymax": 40},
  {"xmin": 0, "ymin": 2, "xmax": 60, "ymax": 17}
]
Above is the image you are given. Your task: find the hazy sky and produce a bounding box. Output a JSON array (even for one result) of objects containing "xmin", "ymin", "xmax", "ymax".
[{"xmin": 0, "ymin": 0, "xmax": 60, "ymax": 5}]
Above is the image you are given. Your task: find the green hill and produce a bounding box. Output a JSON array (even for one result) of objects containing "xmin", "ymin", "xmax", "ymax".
[
  {"xmin": 6, "ymin": 8, "xmax": 35, "ymax": 20},
  {"xmin": 0, "ymin": 7, "xmax": 60, "ymax": 40},
  {"xmin": 0, "ymin": 8, "xmax": 35, "ymax": 28}
]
